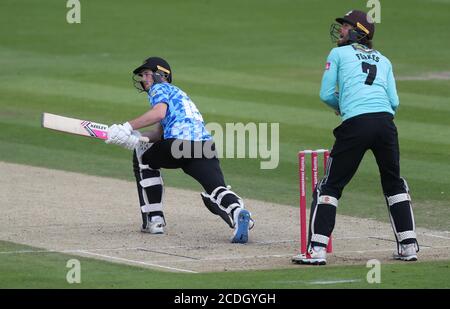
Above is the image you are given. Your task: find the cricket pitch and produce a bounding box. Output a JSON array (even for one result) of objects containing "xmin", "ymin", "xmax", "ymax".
[{"xmin": 0, "ymin": 161, "xmax": 449, "ymax": 273}]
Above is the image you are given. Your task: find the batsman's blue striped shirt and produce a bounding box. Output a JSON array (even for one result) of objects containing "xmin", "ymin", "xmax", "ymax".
[{"xmin": 148, "ymin": 83, "xmax": 211, "ymax": 141}]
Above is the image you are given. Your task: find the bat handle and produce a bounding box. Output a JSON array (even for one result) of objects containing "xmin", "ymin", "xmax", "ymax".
[{"xmin": 138, "ymin": 136, "xmax": 150, "ymax": 143}]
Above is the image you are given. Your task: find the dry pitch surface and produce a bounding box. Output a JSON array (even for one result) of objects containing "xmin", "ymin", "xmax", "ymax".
[{"xmin": 1, "ymin": 161, "xmax": 449, "ymax": 273}]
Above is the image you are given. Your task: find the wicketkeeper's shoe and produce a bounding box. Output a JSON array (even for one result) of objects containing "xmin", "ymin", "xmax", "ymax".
[
  {"xmin": 141, "ymin": 216, "xmax": 165, "ymax": 234},
  {"xmin": 231, "ymin": 209, "xmax": 251, "ymax": 244},
  {"xmin": 393, "ymin": 243, "xmax": 418, "ymax": 261},
  {"xmin": 291, "ymin": 246, "xmax": 327, "ymax": 265}
]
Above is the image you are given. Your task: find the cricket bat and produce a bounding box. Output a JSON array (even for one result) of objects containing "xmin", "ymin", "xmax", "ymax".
[{"xmin": 41, "ymin": 113, "xmax": 149, "ymax": 142}]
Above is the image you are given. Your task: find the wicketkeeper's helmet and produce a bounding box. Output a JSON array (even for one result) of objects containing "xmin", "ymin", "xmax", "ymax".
[{"xmin": 330, "ymin": 10, "xmax": 375, "ymax": 45}]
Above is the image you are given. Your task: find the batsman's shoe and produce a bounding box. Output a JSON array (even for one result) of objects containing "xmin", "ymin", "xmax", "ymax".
[
  {"xmin": 291, "ymin": 246, "xmax": 327, "ymax": 265},
  {"xmin": 393, "ymin": 243, "xmax": 418, "ymax": 261},
  {"xmin": 141, "ymin": 216, "xmax": 165, "ymax": 234},
  {"xmin": 231, "ymin": 209, "xmax": 251, "ymax": 244}
]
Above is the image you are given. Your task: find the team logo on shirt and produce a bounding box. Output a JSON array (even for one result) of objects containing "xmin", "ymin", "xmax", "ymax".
[{"xmin": 325, "ymin": 62, "xmax": 331, "ymax": 70}]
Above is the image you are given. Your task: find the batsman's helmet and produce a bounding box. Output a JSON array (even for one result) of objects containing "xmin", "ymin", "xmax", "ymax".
[
  {"xmin": 133, "ymin": 56, "xmax": 172, "ymax": 82},
  {"xmin": 132, "ymin": 56, "xmax": 172, "ymax": 92},
  {"xmin": 330, "ymin": 10, "xmax": 375, "ymax": 45}
]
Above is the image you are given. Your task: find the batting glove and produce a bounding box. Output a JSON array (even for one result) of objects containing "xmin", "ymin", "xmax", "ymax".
[
  {"xmin": 123, "ymin": 131, "xmax": 142, "ymax": 150},
  {"xmin": 106, "ymin": 124, "xmax": 132, "ymax": 146},
  {"xmin": 122, "ymin": 122, "xmax": 133, "ymax": 134},
  {"xmin": 106, "ymin": 124, "xmax": 120, "ymax": 143}
]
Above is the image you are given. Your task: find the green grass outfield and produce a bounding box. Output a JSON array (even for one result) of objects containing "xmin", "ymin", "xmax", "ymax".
[
  {"xmin": 0, "ymin": 0, "xmax": 449, "ymax": 288},
  {"xmin": 1, "ymin": 241, "xmax": 449, "ymax": 289}
]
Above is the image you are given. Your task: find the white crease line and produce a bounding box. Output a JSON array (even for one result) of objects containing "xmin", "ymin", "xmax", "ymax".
[
  {"xmin": 125, "ymin": 254, "xmax": 294, "ymax": 264},
  {"xmin": 340, "ymin": 235, "xmax": 391, "ymax": 240},
  {"xmin": 234, "ymin": 236, "xmax": 393, "ymax": 244},
  {"xmin": 1, "ymin": 244, "xmax": 449, "ymax": 257},
  {"xmin": 78, "ymin": 250, "xmax": 198, "ymax": 274},
  {"xmin": 272, "ymin": 279, "xmax": 361, "ymax": 285},
  {"xmin": 204, "ymin": 245, "xmax": 449, "ymax": 261},
  {"xmin": 423, "ymin": 233, "xmax": 450, "ymax": 240},
  {"xmin": 309, "ymin": 279, "xmax": 362, "ymax": 285},
  {"xmin": 0, "ymin": 234, "xmax": 427, "ymax": 255},
  {"xmin": 0, "ymin": 245, "xmax": 189, "ymax": 255},
  {"xmin": 198, "ymin": 254, "xmax": 290, "ymax": 261},
  {"xmin": 140, "ymin": 255, "xmax": 294, "ymax": 263},
  {"xmin": 0, "ymin": 249, "xmax": 53, "ymax": 254},
  {"xmin": 253, "ymin": 239, "xmax": 296, "ymax": 244},
  {"xmin": 1, "ymin": 242, "xmax": 448, "ymax": 260},
  {"xmin": 85, "ymin": 245, "xmax": 190, "ymax": 251},
  {"xmin": 0, "ymin": 247, "xmax": 142, "ymax": 255},
  {"xmin": 337, "ymin": 245, "xmax": 450, "ymax": 254},
  {"xmin": 144, "ymin": 246, "xmax": 450, "ymax": 263}
]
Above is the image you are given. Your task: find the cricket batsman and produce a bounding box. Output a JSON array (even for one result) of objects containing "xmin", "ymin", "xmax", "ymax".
[
  {"xmin": 295, "ymin": 10, "xmax": 419, "ymax": 264},
  {"xmin": 104, "ymin": 57, "xmax": 253, "ymax": 243}
]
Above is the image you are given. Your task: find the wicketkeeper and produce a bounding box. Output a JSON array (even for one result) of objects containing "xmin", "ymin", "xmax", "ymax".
[
  {"xmin": 296, "ymin": 10, "xmax": 419, "ymax": 264},
  {"xmin": 105, "ymin": 56, "xmax": 253, "ymax": 243}
]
